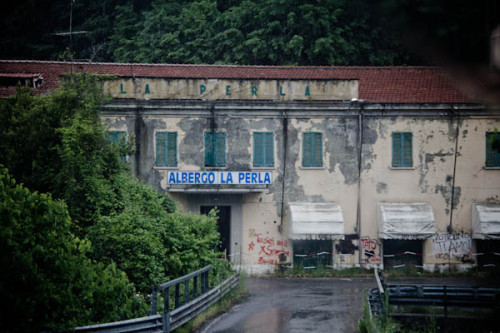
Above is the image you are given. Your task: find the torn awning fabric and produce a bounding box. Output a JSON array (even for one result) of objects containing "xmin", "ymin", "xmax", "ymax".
[
  {"xmin": 378, "ymin": 203, "xmax": 436, "ymax": 240},
  {"xmin": 472, "ymin": 204, "xmax": 500, "ymax": 240},
  {"xmin": 289, "ymin": 203, "xmax": 345, "ymax": 240}
]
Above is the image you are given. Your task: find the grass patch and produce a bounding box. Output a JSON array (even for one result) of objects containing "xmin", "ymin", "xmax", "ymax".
[{"xmin": 174, "ymin": 273, "xmax": 249, "ymax": 333}]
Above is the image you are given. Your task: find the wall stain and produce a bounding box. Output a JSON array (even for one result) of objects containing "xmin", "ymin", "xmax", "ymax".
[{"xmin": 376, "ymin": 182, "xmax": 388, "ymax": 194}]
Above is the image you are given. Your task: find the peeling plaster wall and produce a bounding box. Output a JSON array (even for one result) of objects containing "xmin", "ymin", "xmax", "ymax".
[{"xmin": 102, "ymin": 99, "xmax": 500, "ymax": 272}]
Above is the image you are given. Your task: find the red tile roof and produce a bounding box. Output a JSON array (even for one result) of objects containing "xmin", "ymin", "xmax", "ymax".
[{"xmin": 0, "ymin": 60, "xmax": 474, "ymax": 103}]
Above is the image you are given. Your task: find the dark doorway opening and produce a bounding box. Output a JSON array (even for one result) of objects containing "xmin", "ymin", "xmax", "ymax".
[
  {"xmin": 383, "ymin": 240, "xmax": 423, "ymax": 269},
  {"xmin": 292, "ymin": 240, "xmax": 332, "ymax": 268},
  {"xmin": 476, "ymin": 240, "xmax": 500, "ymax": 269},
  {"xmin": 201, "ymin": 206, "xmax": 231, "ymax": 257}
]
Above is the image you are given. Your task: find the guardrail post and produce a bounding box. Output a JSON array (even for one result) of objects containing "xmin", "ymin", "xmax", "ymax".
[
  {"xmin": 184, "ymin": 279, "xmax": 189, "ymax": 304},
  {"xmin": 164, "ymin": 287, "xmax": 170, "ymax": 313},
  {"xmin": 163, "ymin": 287, "xmax": 170, "ymax": 333},
  {"xmin": 151, "ymin": 285, "xmax": 158, "ymax": 315},
  {"xmin": 175, "ymin": 284, "xmax": 180, "ymax": 309},
  {"xmin": 193, "ymin": 275, "xmax": 198, "ymax": 298},
  {"xmin": 163, "ymin": 312, "xmax": 170, "ymax": 333}
]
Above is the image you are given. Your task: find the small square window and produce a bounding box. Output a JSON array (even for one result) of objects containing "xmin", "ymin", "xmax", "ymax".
[
  {"xmin": 392, "ymin": 132, "xmax": 412, "ymax": 168},
  {"xmin": 156, "ymin": 132, "xmax": 177, "ymax": 167},
  {"xmin": 302, "ymin": 132, "xmax": 323, "ymax": 168},
  {"xmin": 205, "ymin": 132, "xmax": 226, "ymax": 167},
  {"xmin": 486, "ymin": 132, "xmax": 500, "ymax": 167},
  {"xmin": 253, "ymin": 132, "xmax": 274, "ymax": 167}
]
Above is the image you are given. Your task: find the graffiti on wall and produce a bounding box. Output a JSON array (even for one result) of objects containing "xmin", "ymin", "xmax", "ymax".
[
  {"xmin": 431, "ymin": 233, "xmax": 472, "ymax": 262},
  {"xmin": 360, "ymin": 237, "xmax": 382, "ymax": 264},
  {"xmin": 248, "ymin": 229, "xmax": 290, "ymax": 265}
]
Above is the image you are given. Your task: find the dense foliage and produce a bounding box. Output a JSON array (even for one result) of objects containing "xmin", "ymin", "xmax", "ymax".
[
  {"xmin": 0, "ymin": 167, "xmax": 147, "ymax": 332},
  {"xmin": 1, "ymin": 0, "xmax": 497, "ymax": 66},
  {"xmin": 0, "ymin": 75, "xmax": 227, "ymax": 330}
]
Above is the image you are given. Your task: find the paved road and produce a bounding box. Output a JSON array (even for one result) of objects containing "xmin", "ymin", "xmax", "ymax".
[{"xmin": 201, "ymin": 277, "xmax": 375, "ymax": 333}]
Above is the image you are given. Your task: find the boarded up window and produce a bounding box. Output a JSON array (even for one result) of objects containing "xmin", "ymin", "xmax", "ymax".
[
  {"xmin": 302, "ymin": 132, "xmax": 323, "ymax": 167},
  {"xmin": 253, "ymin": 132, "xmax": 274, "ymax": 167},
  {"xmin": 155, "ymin": 132, "xmax": 177, "ymax": 167},
  {"xmin": 383, "ymin": 240, "xmax": 422, "ymax": 268},
  {"xmin": 205, "ymin": 132, "xmax": 226, "ymax": 167},
  {"xmin": 392, "ymin": 132, "xmax": 412, "ymax": 168},
  {"xmin": 293, "ymin": 240, "xmax": 332, "ymax": 268}
]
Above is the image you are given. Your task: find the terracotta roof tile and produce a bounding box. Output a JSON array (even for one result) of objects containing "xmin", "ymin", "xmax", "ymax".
[{"xmin": 0, "ymin": 60, "xmax": 473, "ymax": 103}]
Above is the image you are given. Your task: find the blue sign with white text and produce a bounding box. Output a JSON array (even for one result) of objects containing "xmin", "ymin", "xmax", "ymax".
[{"xmin": 167, "ymin": 171, "xmax": 272, "ymax": 185}]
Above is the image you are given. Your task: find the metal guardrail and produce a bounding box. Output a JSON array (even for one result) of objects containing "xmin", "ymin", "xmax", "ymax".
[
  {"xmin": 75, "ymin": 266, "xmax": 240, "ymax": 333},
  {"xmin": 368, "ymin": 269, "xmax": 500, "ymax": 320}
]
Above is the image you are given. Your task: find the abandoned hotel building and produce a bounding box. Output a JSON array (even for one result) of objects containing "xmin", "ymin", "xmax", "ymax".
[{"xmin": 1, "ymin": 60, "xmax": 500, "ymax": 274}]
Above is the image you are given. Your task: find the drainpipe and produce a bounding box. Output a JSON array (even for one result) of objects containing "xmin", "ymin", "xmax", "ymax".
[
  {"xmin": 356, "ymin": 104, "xmax": 364, "ymax": 268},
  {"xmin": 279, "ymin": 110, "xmax": 288, "ymax": 260},
  {"xmin": 449, "ymin": 110, "xmax": 460, "ymax": 233}
]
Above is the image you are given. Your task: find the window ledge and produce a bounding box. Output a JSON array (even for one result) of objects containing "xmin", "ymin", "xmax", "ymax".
[
  {"xmin": 484, "ymin": 167, "xmax": 500, "ymax": 170},
  {"xmin": 300, "ymin": 166, "xmax": 325, "ymax": 170},
  {"xmin": 252, "ymin": 166, "xmax": 276, "ymax": 170},
  {"xmin": 153, "ymin": 166, "xmax": 179, "ymax": 170},
  {"xmin": 389, "ymin": 167, "xmax": 415, "ymax": 170}
]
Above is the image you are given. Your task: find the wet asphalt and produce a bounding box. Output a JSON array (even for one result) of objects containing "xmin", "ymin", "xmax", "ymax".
[{"xmin": 200, "ymin": 277, "xmax": 375, "ymax": 333}]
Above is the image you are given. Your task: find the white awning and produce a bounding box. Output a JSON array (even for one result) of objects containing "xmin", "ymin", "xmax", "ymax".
[
  {"xmin": 289, "ymin": 203, "xmax": 345, "ymax": 240},
  {"xmin": 378, "ymin": 203, "xmax": 436, "ymax": 240},
  {"xmin": 472, "ymin": 204, "xmax": 500, "ymax": 239}
]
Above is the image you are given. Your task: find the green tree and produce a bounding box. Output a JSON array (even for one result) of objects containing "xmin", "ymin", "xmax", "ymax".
[{"xmin": 0, "ymin": 166, "xmax": 146, "ymax": 332}]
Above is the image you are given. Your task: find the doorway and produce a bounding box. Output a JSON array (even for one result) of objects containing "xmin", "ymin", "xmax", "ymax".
[{"xmin": 201, "ymin": 206, "xmax": 231, "ymax": 257}]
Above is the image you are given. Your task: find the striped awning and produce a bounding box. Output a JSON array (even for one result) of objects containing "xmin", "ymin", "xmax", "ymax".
[
  {"xmin": 472, "ymin": 204, "xmax": 500, "ymax": 240},
  {"xmin": 378, "ymin": 203, "xmax": 436, "ymax": 240},
  {"xmin": 289, "ymin": 203, "xmax": 344, "ymax": 240}
]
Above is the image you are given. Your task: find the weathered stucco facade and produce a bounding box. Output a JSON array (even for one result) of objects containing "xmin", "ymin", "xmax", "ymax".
[{"xmin": 1, "ymin": 61, "xmax": 500, "ymax": 274}]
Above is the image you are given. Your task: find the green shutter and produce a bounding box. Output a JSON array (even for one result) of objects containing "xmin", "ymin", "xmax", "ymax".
[
  {"xmin": 392, "ymin": 132, "xmax": 402, "ymax": 167},
  {"xmin": 215, "ymin": 132, "xmax": 226, "ymax": 166},
  {"xmin": 392, "ymin": 132, "xmax": 412, "ymax": 168},
  {"xmin": 303, "ymin": 133, "xmax": 313, "ymax": 167},
  {"xmin": 156, "ymin": 132, "xmax": 166, "ymax": 166},
  {"xmin": 303, "ymin": 132, "xmax": 322, "ymax": 167},
  {"xmin": 205, "ymin": 132, "xmax": 215, "ymax": 167},
  {"xmin": 264, "ymin": 132, "xmax": 274, "ymax": 167},
  {"xmin": 167, "ymin": 132, "xmax": 177, "ymax": 167},
  {"xmin": 313, "ymin": 132, "xmax": 322, "ymax": 167},
  {"xmin": 402, "ymin": 133, "xmax": 412, "ymax": 167},
  {"xmin": 254, "ymin": 133, "xmax": 264, "ymax": 167},
  {"xmin": 486, "ymin": 132, "xmax": 500, "ymax": 167},
  {"xmin": 254, "ymin": 132, "xmax": 274, "ymax": 167}
]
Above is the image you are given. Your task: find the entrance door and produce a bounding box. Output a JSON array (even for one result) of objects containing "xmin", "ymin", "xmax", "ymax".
[{"xmin": 201, "ymin": 206, "xmax": 231, "ymax": 257}]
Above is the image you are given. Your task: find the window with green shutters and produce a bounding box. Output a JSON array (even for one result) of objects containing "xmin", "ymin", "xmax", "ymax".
[
  {"xmin": 253, "ymin": 132, "xmax": 274, "ymax": 167},
  {"xmin": 302, "ymin": 132, "xmax": 323, "ymax": 167},
  {"xmin": 155, "ymin": 132, "xmax": 177, "ymax": 167},
  {"xmin": 205, "ymin": 132, "xmax": 226, "ymax": 167},
  {"xmin": 486, "ymin": 132, "xmax": 500, "ymax": 167},
  {"xmin": 392, "ymin": 132, "xmax": 413, "ymax": 168},
  {"xmin": 106, "ymin": 131, "xmax": 127, "ymax": 162}
]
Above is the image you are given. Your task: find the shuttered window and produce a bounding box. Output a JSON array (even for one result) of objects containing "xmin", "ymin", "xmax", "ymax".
[
  {"xmin": 253, "ymin": 132, "xmax": 274, "ymax": 167},
  {"xmin": 302, "ymin": 132, "xmax": 323, "ymax": 167},
  {"xmin": 392, "ymin": 132, "xmax": 413, "ymax": 168},
  {"xmin": 156, "ymin": 132, "xmax": 177, "ymax": 167},
  {"xmin": 106, "ymin": 131, "xmax": 127, "ymax": 162},
  {"xmin": 205, "ymin": 132, "xmax": 226, "ymax": 167},
  {"xmin": 486, "ymin": 132, "xmax": 500, "ymax": 167}
]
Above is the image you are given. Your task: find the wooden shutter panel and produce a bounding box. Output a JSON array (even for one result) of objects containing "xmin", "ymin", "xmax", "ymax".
[
  {"xmin": 205, "ymin": 132, "xmax": 214, "ymax": 167},
  {"xmin": 167, "ymin": 132, "xmax": 177, "ymax": 167},
  {"xmin": 254, "ymin": 132, "xmax": 264, "ymax": 167},
  {"xmin": 303, "ymin": 133, "xmax": 313, "ymax": 167},
  {"xmin": 215, "ymin": 132, "xmax": 226, "ymax": 166},
  {"xmin": 156, "ymin": 132, "xmax": 166, "ymax": 166},
  {"xmin": 392, "ymin": 132, "xmax": 402, "ymax": 167},
  {"xmin": 403, "ymin": 133, "xmax": 412, "ymax": 167},
  {"xmin": 264, "ymin": 132, "xmax": 274, "ymax": 167},
  {"xmin": 313, "ymin": 133, "xmax": 322, "ymax": 167}
]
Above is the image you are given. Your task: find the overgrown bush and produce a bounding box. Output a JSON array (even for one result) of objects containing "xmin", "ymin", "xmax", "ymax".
[{"xmin": 0, "ymin": 167, "xmax": 147, "ymax": 332}]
